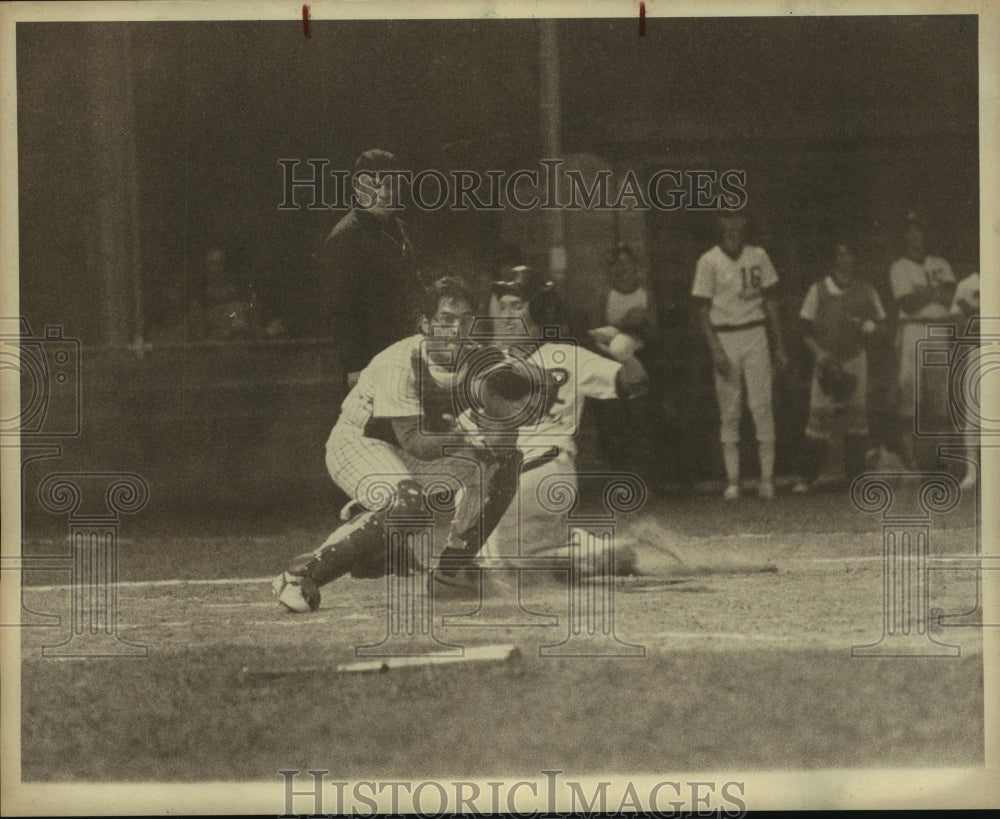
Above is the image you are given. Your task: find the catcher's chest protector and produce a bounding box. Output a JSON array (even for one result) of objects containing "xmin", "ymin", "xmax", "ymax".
[
  {"xmin": 814, "ymin": 280, "xmax": 877, "ymax": 361},
  {"xmin": 413, "ymin": 351, "xmax": 459, "ymax": 432}
]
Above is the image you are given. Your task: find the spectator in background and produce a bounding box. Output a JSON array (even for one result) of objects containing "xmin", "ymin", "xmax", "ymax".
[
  {"xmin": 188, "ymin": 247, "xmax": 260, "ymax": 341},
  {"xmin": 889, "ymin": 211, "xmax": 956, "ymax": 469},
  {"xmin": 692, "ymin": 212, "xmax": 789, "ymax": 500},
  {"xmin": 793, "ymin": 240, "xmax": 887, "ymax": 493},
  {"xmin": 950, "ymin": 269, "xmax": 980, "ymax": 491},
  {"xmin": 310, "ymin": 148, "xmax": 423, "ymax": 380},
  {"xmin": 596, "ymin": 245, "xmax": 658, "ymax": 342},
  {"xmin": 588, "ymin": 245, "xmax": 673, "ymax": 491}
]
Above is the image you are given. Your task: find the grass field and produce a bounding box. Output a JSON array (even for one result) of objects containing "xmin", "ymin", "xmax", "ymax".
[{"xmin": 13, "ymin": 482, "xmax": 992, "ymax": 809}]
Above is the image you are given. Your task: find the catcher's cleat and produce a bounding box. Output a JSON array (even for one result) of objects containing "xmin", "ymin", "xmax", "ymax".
[
  {"xmin": 758, "ymin": 481, "xmax": 775, "ymax": 500},
  {"xmin": 723, "ymin": 483, "xmax": 740, "ymax": 501},
  {"xmin": 272, "ymin": 571, "xmax": 320, "ymax": 613}
]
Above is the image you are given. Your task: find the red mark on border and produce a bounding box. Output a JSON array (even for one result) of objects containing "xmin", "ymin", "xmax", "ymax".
[
  {"xmin": 639, "ymin": 2, "xmax": 646, "ymax": 37},
  {"xmin": 302, "ymin": 5, "xmax": 311, "ymax": 39}
]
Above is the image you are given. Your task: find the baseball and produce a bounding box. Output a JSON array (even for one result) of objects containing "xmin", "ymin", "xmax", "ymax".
[{"xmin": 609, "ymin": 332, "xmax": 643, "ymax": 361}]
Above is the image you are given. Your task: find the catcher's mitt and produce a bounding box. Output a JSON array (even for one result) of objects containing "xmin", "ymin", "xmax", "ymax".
[
  {"xmin": 818, "ymin": 362, "xmax": 856, "ymax": 402},
  {"xmin": 457, "ymin": 344, "xmax": 559, "ymax": 433}
]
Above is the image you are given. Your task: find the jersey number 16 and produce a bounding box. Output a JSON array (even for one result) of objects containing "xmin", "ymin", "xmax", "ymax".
[{"xmin": 739, "ymin": 266, "xmax": 762, "ymax": 299}]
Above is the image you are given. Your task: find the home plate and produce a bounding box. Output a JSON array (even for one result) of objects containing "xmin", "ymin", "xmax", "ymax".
[{"xmin": 238, "ymin": 644, "xmax": 521, "ymax": 684}]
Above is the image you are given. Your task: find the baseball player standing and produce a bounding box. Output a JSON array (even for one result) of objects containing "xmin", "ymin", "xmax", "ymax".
[
  {"xmin": 272, "ymin": 277, "xmax": 523, "ymax": 612},
  {"xmin": 692, "ymin": 212, "xmax": 789, "ymax": 500},
  {"xmin": 588, "ymin": 245, "xmax": 670, "ymax": 487},
  {"xmin": 889, "ymin": 211, "xmax": 956, "ymax": 469},
  {"xmin": 793, "ymin": 240, "xmax": 887, "ymax": 492}
]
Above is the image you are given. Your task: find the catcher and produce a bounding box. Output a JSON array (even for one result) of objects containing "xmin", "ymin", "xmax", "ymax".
[
  {"xmin": 272, "ymin": 276, "xmax": 550, "ymax": 612},
  {"xmin": 793, "ymin": 240, "xmax": 887, "ymax": 492}
]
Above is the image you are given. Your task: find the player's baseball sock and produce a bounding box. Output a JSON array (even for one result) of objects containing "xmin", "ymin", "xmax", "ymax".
[
  {"xmin": 273, "ymin": 479, "xmax": 426, "ymax": 612},
  {"xmin": 722, "ymin": 442, "xmax": 740, "ymax": 497},
  {"xmin": 758, "ymin": 442, "xmax": 775, "ymax": 492}
]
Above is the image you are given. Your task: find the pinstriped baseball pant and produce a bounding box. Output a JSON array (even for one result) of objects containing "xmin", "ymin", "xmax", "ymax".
[{"xmin": 325, "ymin": 426, "xmax": 484, "ymax": 535}]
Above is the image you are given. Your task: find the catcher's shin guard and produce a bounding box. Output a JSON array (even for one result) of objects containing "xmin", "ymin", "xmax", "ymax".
[
  {"xmin": 439, "ymin": 447, "xmax": 524, "ymax": 571},
  {"xmin": 429, "ymin": 449, "xmax": 523, "ymax": 600},
  {"xmin": 290, "ymin": 512, "xmax": 384, "ymax": 584},
  {"xmin": 274, "ymin": 479, "xmax": 425, "ymax": 612}
]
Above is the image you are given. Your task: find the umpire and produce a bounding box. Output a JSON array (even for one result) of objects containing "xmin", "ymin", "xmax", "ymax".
[{"xmin": 313, "ymin": 148, "xmax": 423, "ymax": 380}]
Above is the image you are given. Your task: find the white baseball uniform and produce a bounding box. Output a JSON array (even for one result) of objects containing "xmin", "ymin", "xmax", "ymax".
[
  {"xmin": 480, "ymin": 341, "xmax": 622, "ymax": 562},
  {"xmin": 692, "ymin": 244, "xmax": 779, "ymax": 444},
  {"xmin": 889, "ymin": 254, "xmax": 955, "ymax": 419}
]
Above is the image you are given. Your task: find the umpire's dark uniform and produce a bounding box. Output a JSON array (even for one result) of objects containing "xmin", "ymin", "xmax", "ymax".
[{"xmin": 315, "ymin": 207, "xmax": 422, "ymax": 375}]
